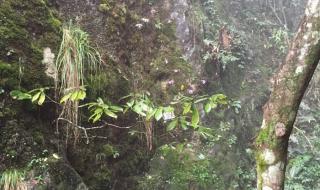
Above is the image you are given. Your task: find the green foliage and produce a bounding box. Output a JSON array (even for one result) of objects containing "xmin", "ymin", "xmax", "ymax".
[
  {"xmin": 60, "ymin": 87, "xmax": 86, "ymax": 103},
  {"xmin": 10, "ymin": 87, "xmax": 49, "ymax": 105},
  {"xmin": 265, "ymin": 28, "xmax": 290, "ymax": 54},
  {"xmin": 138, "ymin": 143, "xmax": 224, "ymax": 190},
  {"xmin": 26, "ymin": 150, "xmax": 50, "ymax": 184},
  {"xmin": 82, "ymin": 98, "xmax": 123, "ymax": 123},
  {"xmin": 122, "ymin": 92, "xmax": 231, "ymax": 133},
  {"xmin": 55, "ymin": 23, "xmax": 101, "ymax": 142},
  {"xmin": 10, "ymin": 90, "xmax": 32, "ymax": 101},
  {"xmin": 286, "ymin": 155, "xmax": 320, "ymax": 189},
  {"xmin": 123, "ymin": 92, "xmax": 155, "ymax": 118},
  {"xmin": 0, "ymin": 169, "xmax": 26, "ymax": 190},
  {"xmin": 218, "ymin": 50, "xmax": 241, "ymax": 69},
  {"xmin": 286, "ymin": 107, "xmax": 320, "ymax": 189}
]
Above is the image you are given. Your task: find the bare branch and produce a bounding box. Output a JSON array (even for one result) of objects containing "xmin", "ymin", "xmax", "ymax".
[{"xmin": 57, "ymin": 117, "xmax": 133, "ymax": 144}]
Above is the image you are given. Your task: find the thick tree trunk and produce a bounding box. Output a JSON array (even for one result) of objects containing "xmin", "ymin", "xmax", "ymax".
[{"xmin": 256, "ymin": 1, "xmax": 320, "ymax": 190}]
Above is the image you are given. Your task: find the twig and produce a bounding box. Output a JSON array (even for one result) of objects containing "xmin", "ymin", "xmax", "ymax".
[
  {"xmin": 57, "ymin": 117, "xmax": 133, "ymax": 144},
  {"xmin": 45, "ymin": 95, "xmax": 60, "ymax": 105},
  {"xmin": 102, "ymin": 121, "xmax": 133, "ymax": 129},
  {"xmin": 293, "ymin": 126, "xmax": 314, "ymax": 152},
  {"xmin": 268, "ymin": 0, "xmax": 284, "ymax": 27},
  {"xmin": 83, "ymin": 136, "xmax": 109, "ymax": 139}
]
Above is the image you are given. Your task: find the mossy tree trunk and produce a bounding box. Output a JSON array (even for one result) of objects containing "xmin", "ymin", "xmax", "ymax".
[{"xmin": 255, "ymin": 1, "xmax": 320, "ymax": 189}]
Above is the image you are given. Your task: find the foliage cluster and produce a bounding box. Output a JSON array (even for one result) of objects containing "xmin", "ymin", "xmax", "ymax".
[{"xmin": 138, "ymin": 143, "xmax": 224, "ymax": 190}]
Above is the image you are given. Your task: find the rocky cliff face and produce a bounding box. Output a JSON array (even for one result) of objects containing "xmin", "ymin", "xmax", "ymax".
[{"xmin": 1, "ymin": 0, "xmax": 314, "ymax": 189}]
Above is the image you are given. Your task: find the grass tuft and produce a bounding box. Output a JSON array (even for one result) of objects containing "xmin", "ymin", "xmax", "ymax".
[
  {"xmin": 0, "ymin": 169, "xmax": 26, "ymax": 190},
  {"xmin": 55, "ymin": 23, "xmax": 101, "ymax": 144}
]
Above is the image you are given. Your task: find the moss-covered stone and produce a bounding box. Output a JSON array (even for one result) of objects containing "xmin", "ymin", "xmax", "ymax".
[
  {"xmin": 0, "ymin": 0, "xmax": 61, "ymax": 91},
  {"xmin": 0, "ymin": 0, "xmax": 61, "ymax": 175}
]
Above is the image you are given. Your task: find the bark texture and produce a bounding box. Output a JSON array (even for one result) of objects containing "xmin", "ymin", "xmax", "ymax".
[{"xmin": 256, "ymin": 1, "xmax": 320, "ymax": 190}]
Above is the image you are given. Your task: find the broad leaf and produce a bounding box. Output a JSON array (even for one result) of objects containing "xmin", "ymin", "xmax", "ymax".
[
  {"xmin": 10, "ymin": 90, "xmax": 32, "ymax": 100},
  {"xmin": 60, "ymin": 92, "xmax": 72, "ymax": 103},
  {"xmin": 70, "ymin": 91, "xmax": 79, "ymax": 101},
  {"xmin": 191, "ymin": 106, "xmax": 200, "ymax": 128},
  {"xmin": 77, "ymin": 90, "xmax": 86, "ymax": 100},
  {"xmin": 133, "ymin": 104, "xmax": 146, "ymax": 116},
  {"xmin": 32, "ymin": 92, "xmax": 41, "ymax": 103},
  {"xmin": 204, "ymin": 103, "xmax": 211, "ymax": 113},
  {"xmin": 127, "ymin": 100, "xmax": 135, "ymax": 107},
  {"xmin": 37, "ymin": 93, "xmax": 46, "ymax": 105},
  {"xmin": 92, "ymin": 113, "xmax": 102, "ymax": 123},
  {"xmin": 110, "ymin": 106, "xmax": 123, "ymax": 112},
  {"xmin": 167, "ymin": 119, "xmax": 178, "ymax": 131},
  {"xmin": 104, "ymin": 109, "xmax": 118, "ymax": 118},
  {"xmin": 154, "ymin": 107, "xmax": 163, "ymax": 121}
]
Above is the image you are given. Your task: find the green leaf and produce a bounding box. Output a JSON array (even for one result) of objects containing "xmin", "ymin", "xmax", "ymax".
[
  {"xmin": 194, "ymin": 97, "xmax": 208, "ymax": 104},
  {"xmin": 97, "ymin": 98, "xmax": 104, "ymax": 104},
  {"xmin": 101, "ymin": 104, "xmax": 109, "ymax": 110},
  {"xmin": 77, "ymin": 90, "xmax": 86, "ymax": 100},
  {"xmin": 37, "ymin": 93, "xmax": 46, "ymax": 105},
  {"xmin": 92, "ymin": 113, "xmax": 102, "ymax": 123},
  {"xmin": 70, "ymin": 91, "xmax": 79, "ymax": 101},
  {"xmin": 110, "ymin": 106, "xmax": 123, "ymax": 112},
  {"xmin": 146, "ymin": 109, "xmax": 157, "ymax": 121},
  {"xmin": 32, "ymin": 92, "xmax": 41, "ymax": 103},
  {"xmin": 204, "ymin": 103, "xmax": 211, "ymax": 113},
  {"xmin": 154, "ymin": 107, "xmax": 163, "ymax": 121},
  {"xmin": 183, "ymin": 103, "xmax": 192, "ymax": 115},
  {"xmin": 211, "ymin": 94, "xmax": 228, "ymax": 104},
  {"xmin": 120, "ymin": 93, "xmax": 133, "ymax": 100},
  {"xmin": 126, "ymin": 100, "xmax": 135, "ymax": 107},
  {"xmin": 163, "ymin": 106, "xmax": 174, "ymax": 113},
  {"xmin": 60, "ymin": 92, "xmax": 72, "ymax": 103},
  {"xmin": 133, "ymin": 104, "xmax": 146, "ymax": 116},
  {"xmin": 167, "ymin": 119, "xmax": 178, "ymax": 131},
  {"xmin": 191, "ymin": 106, "xmax": 200, "ymax": 128},
  {"xmin": 96, "ymin": 107, "xmax": 103, "ymax": 113},
  {"xmin": 180, "ymin": 118, "xmax": 188, "ymax": 130},
  {"xmin": 197, "ymin": 126, "xmax": 214, "ymax": 139},
  {"xmin": 10, "ymin": 90, "xmax": 32, "ymax": 100},
  {"xmin": 210, "ymin": 102, "xmax": 217, "ymax": 109},
  {"xmin": 140, "ymin": 102, "xmax": 149, "ymax": 112},
  {"xmin": 104, "ymin": 109, "xmax": 118, "ymax": 118}
]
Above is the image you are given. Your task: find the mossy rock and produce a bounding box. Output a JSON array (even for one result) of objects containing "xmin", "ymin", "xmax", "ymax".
[
  {"xmin": 47, "ymin": 156, "xmax": 88, "ymax": 190},
  {"xmin": 0, "ymin": 0, "xmax": 61, "ymax": 91}
]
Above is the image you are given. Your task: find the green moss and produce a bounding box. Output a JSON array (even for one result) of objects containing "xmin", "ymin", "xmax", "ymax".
[
  {"xmin": 101, "ymin": 144, "xmax": 116, "ymax": 157},
  {"xmin": 0, "ymin": 61, "xmax": 20, "ymax": 89},
  {"xmin": 0, "ymin": 0, "xmax": 61, "ymax": 173},
  {"xmin": 0, "ymin": 0, "xmax": 61, "ymax": 90},
  {"xmin": 255, "ymin": 120, "xmax": 278, "ymax": 148},
  {"xmin": 98, "ymin": 4, "xmax": 111, "ymax": 12},
  {"xmin": 256, "ymin": 152, "xmax": 267, "ymax": 189},
  {"xmin": 48, "ymin": 17, "xmax": 62, "ymax": 29}
]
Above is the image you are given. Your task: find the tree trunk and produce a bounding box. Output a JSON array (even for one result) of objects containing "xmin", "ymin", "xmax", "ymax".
[{"xmin": 255, "ymin": 1, "xmax": 320, "ymax": 190}]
